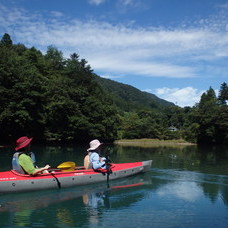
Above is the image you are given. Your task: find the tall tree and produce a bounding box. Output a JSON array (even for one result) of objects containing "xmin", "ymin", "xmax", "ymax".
[
  {"xmin": 0, "ymin": 33, "xmax": 13, "ymax": 46},
  {"xmin": 218, "ymin": 82, "xmax": 228, "ymax": 105},
  {"xmin": 45, "ymin": 46, "xmax": 65, "ymax": 71},
  {"xmin": 197, "ymin": 87, "xmax": 218, "ymax": 143}
]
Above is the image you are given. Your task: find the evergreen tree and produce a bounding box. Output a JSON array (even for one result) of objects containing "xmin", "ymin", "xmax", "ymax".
[
  {"xmin": 197, "ymin": 87, "xmax": 218, "ymax": 143},
  {"xmin": 218, "ymin": 82, "xmax": 228, "ymax": 105},
  {"xmin": 0, "ymin": 33, "xmax": 13, "ymax": 46},
  {"xmin": 45, "ymin": 46, "xmax": 65, "ymax": 72}
]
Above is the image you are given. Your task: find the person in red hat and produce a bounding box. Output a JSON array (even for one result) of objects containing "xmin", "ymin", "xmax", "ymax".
[{"xmin": 12, "ymin": 136, "xmax": 50, "ymax": 175}]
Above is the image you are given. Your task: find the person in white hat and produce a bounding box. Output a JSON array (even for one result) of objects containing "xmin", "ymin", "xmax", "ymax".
[{"xmin": 84, "ymin": 139, "xmax": 106, "ymax": 170}]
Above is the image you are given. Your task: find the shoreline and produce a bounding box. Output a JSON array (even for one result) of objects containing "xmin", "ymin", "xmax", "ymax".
[
  {"xmin": 1, "ymin": 139, "xmax": 195, "ymax": 148},
  {"xmin": 114, "ymin": 139, "xmax": 195, "ymax": 146}
]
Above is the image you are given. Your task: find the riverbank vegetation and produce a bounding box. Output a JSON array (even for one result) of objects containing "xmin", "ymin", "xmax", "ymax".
[
  {"xmin": 114, "ymin": 139, "xmax": 195, "ymax": 148},
  {"xmin": 0, "ymin": 33, "xmax": 227, "ymax": 145}
]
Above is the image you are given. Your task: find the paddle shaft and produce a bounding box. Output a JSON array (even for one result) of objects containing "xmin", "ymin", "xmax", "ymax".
[{"xmin": 105, "ymin": 154, "xmax": 112, "ymax": 188}]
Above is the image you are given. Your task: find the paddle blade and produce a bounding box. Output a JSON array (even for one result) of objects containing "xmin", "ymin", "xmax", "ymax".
[{"xmin": 57, "ymin": 161, "xmax": 76, "ymax": 172}]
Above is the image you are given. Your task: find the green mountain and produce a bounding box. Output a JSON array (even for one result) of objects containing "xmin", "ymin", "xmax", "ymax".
[{"xmin": 94, "ymin": 74, "xmax": 175, "ymax": 112}]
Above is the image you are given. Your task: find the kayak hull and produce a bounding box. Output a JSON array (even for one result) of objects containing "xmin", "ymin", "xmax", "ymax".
[{"xmin": 0, "ymin": 160, "xmax": 152, "ymax": 193}]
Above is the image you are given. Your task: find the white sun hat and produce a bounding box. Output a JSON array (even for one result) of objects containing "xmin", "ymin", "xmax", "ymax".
[{"xmin": 87, "ymin": 139, "xmax": 102, "ymax": 151}]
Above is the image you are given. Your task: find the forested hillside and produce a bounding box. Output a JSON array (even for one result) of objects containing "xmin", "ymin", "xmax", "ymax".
[
  {"xmin": 94, "ymin": 75, "xmax": 174, "ymax": 112},
  {"xmin": 0, "ymin": 33, "xmax": 228, "ymax": 145},
  {"xmin": 0, "ymin": 33, "xmax": 120, "ymax": 143}
]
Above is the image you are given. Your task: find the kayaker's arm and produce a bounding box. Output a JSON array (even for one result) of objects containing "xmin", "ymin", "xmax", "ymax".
[{"xmin": 31, "ymin": 165, "xmax": 51, "ymax": 175}]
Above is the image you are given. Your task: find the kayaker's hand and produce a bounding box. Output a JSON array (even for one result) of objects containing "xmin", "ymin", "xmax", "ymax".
[
  {"xmin": 100, "ymin": 157, "xmax": 106, "ymax": 162},
  {"xmin": 45, "ymin": 165, "xmax": 51, "ymax": 170},
  {"xmin": 32, "ymin": 165, "xmax": 51, "ymax": 175}
]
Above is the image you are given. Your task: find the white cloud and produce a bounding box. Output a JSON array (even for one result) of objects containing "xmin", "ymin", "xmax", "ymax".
[
  {"xmin": 119, "ymin": 0, "xmax": 136, "ymax": 6},
  {"xmin": 100, "ymin": 74, "xmax": 124, "ymax": 79},
  {"xmin": 218, "ymin": 3, "xmax": 228, "ymax": 9},
  {"xmin": 0, "ymin": 3, "xmax": 228, "ymax": 81},
  {"xmin": 154, "ymin": 87, "xmax": 205, "ymax": 107},
  {"xmin": 50, "ymin": 11, "xmax": 64, "ymax": 17},
  {"xmin": 88, "ymin": 0, "xmax": 106, "ymax": 5},
  {"xmin": 90, "ymin": 56, "xmax": 197, "ymax": 78}
]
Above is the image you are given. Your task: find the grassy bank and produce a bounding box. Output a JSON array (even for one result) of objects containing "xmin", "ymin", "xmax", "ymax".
[{"xmin": 114, "ymin": 138, "xmax": 195, "ymax": 147}]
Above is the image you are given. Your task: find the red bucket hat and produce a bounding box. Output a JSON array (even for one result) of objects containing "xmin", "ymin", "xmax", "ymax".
[{"xmin": 15, "ymin": 136, "xmax": 33, "ymax": 151}]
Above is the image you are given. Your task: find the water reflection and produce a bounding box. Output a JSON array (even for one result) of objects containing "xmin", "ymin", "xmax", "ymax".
[
  {"xmin": 158, "ymin": 181, "xmax": 203, "ymax": 202},
  {"xmin": 57, "ymin": 208, "xmax": 74, "ymax": 227},
  {"xmin": 82, "ymin": 192, "xmax": 106, "ymax": 225},
  {"xmin": 151, "ymin": 168, "xmax": 228, "ymax": 205},
  {"xmin": 0, "ymin": 174, "xmax": 149, "ymax": 227},
  {"xmin": 0, "ymin": 174, "xmax": 147, "ymax": 212},
  {"xmin": 0, "ymin": 144, "xmax": 228, "ymax": 227},
  {"xmin": 12, "ymin": 210, "xmax": 31, "ymax": 227},
  {"xmin": 0, "ymin": 168, "xmax": 227, "ymax": 227},
  {"xmin": 114, "ymin": 143, "xmax": 228, "ymax": 175}
]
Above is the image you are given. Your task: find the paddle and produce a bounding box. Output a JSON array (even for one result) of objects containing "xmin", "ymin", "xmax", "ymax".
[
  {"xmin": 57, "ymin": 161, "xmax": 76, "ymax": 171},
  {"xmin": 105, "ymin": 151, "xmax": 112, "ymax": 188},
  {"xmin": 55, "ymin": 161, "xmax": 88, "ymax": 172}
]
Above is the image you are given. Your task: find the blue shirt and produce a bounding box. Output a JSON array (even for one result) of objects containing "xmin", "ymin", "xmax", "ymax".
[{"xmin": 89, "ymin": 152, "xmax": 106, "ymax": 169}]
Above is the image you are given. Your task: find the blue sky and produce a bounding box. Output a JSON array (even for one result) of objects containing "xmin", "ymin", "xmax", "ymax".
[{"xmin": 0, "ymin": 0, "xmax": 228, "ymax": 107}]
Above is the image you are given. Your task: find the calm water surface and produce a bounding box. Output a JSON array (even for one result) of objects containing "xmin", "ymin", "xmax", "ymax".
[{"xmin": 0, "ymin": 143, "xmax": 228, "ymax": 228}]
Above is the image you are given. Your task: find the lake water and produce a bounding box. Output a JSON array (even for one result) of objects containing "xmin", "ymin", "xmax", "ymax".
[{"xmin": 0, "ymin": 143, "xmax": 228, "ymax": 228}]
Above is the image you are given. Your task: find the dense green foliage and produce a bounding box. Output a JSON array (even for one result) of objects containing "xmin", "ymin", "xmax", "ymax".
[
  {"xmin": 95, "ymin": 73, "xmax": 228, "ymax": 144},
  {"xmin": 0, "ymin": 34, "xmax": 227, "ymax": 144},
  {"xmin": 170, "ymin": 85, "xmax": 228, "ymax": 144},
  {"xmin": 0, "ymin": 34, "xmax": 119, "ymax": 143}
]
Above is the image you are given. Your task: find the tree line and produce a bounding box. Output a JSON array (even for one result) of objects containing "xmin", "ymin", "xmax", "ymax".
[{"xmin": 0, "ymin": 33, "xmax": 227, "ymax": 145}]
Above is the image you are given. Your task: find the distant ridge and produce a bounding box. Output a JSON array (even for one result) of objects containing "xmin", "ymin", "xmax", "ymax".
[{"xmin": 94, "ymin": 75, "xmax": 175, "ymax": 112}]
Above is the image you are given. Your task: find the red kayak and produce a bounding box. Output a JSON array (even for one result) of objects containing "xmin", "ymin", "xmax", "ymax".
[{"xmin": 0, "ymin": 160, "xmax": 152, "ymax": 193}]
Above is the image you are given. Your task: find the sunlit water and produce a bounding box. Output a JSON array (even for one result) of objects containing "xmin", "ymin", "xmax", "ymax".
[{"xmin": 0, "ymin": 143, "xmax": 227, "ymax": 227}]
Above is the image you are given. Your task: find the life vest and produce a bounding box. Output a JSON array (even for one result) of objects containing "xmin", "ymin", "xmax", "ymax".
[
  {"xmin": 84, "ymin": 154, "xmax": 92, "ymax": 169},
  {"xmin": 12, "ymin": 152, "xmax": 36, "ymax": 174},
  {"xmin": 84, "ymin": 152, "xmax": 106, "ymax": 170}
]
